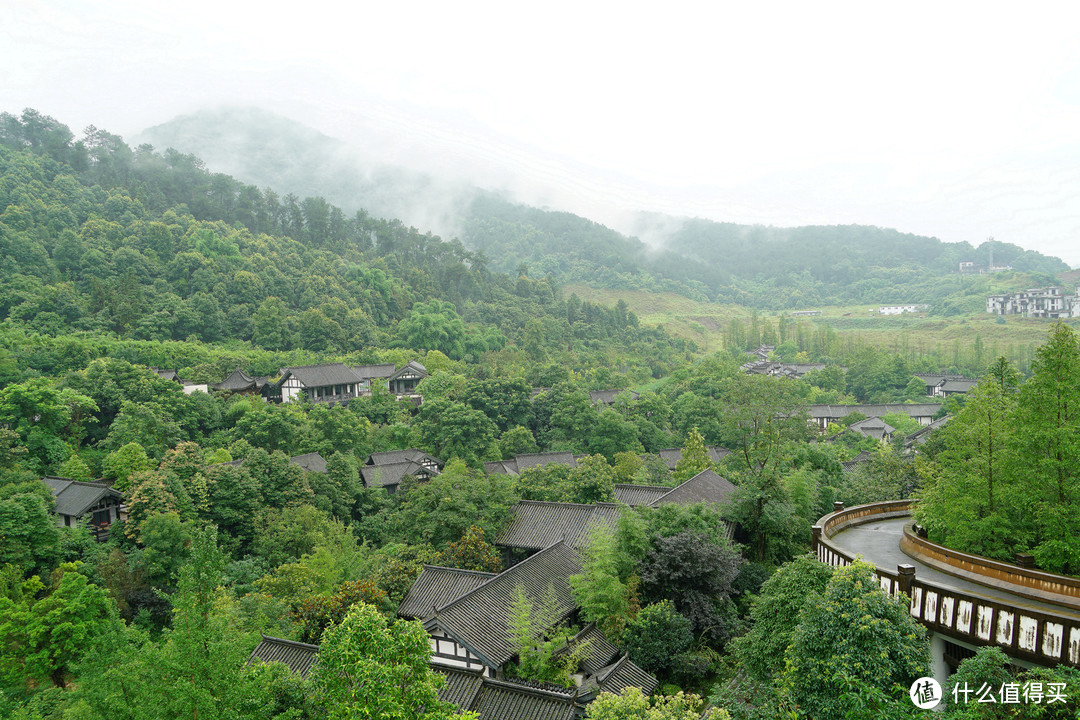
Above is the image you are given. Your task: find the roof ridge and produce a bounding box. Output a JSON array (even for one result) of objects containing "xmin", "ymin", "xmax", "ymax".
[
  {"xmin": 597, "ymin": 652, "xmax": 630, "ymax": 682},
  {"xmin": 62, "ymin": 479, "xmax": 112, "ymax": 488},
  {"xmin": 480, "ymin": 675, "xmax": 578, "ymax": 700},
  {"xmin": 515, "ymin": 450, "xmax": 576, "ymax": 458},
  {"xmin": 432, "ymin": 541, "xmax": 575, "ymax": 615},
  {"xmin": 436, "ymin": 664, "xmax": 485, "ymax": 677},
  {"xmin": 256, "ymin": 634, "xmax": 320, "ymax": 651},
  {"xmin": 420, "ymin": 564, "xmax": 499, "ymax": 578},
  {"xmin": 647, "ymin": 468, "xmax": 731, "ymax": 507},
  {"xmin": 518, "ymin": 499, "xmax": 602, "ymax": 509},
  {"xmin": 684, "ymin": 467, "xmax": 721, "ymax": 482},
  {"xmin": 283, "ymin": 362, "xmax": 353, "ymax": 369}
]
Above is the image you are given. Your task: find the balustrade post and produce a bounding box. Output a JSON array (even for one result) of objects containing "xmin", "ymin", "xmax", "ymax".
[
  {"xmin": 811, "ymin": 525, "xmax": 823, "ymax": 555},
  {"xmin": 898, "ymin": 563, "xmax": 916, "ymax": 598},
  {"xmin": 833, "ymin": 501, "xmax": 845, "ymax": 513}
]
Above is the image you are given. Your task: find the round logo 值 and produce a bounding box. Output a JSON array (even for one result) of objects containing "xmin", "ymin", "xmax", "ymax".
[{"xmin": 909, "ymin": 677, "xmax": 942, "ymax": 709}]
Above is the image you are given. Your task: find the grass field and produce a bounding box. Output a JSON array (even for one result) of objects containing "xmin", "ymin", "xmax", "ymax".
[{"xmin": 563, "ymin": 284, "xmax": 1075, "ymax": 362}]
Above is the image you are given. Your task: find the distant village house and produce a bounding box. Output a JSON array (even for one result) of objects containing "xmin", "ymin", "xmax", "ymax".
[
  {"xmin": 808, "ymin": 403, "xmax": 941, "ymax": 430},
  {"xmin": 42, "ymin": 476, "xmax": 123, "ymax": 540},
  {"xmin": 877, "ymin": 304, "xmax": 929, "ymax": 315},
  {"xmin": 210, "ymin": 361, "xmax": 428, "ymax": 405},
  {"xmin": 361, "ymin": 449, "xmax": 443, "ymax": 493},
  {"xmin": 986, "ymin": 287, "xmax": 1080, "ymax": 319},
  {"xmin": 913, "ymin": 373, "xmax": 978, "ymax": 398},
  {"xmin": 152, "ymin": 368, "xmax": 208, "ymax": 394}
]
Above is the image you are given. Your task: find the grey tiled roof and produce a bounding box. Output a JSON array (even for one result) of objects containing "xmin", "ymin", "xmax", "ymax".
[
  {"xmin": 915, "ymin": 373, "xmax": 972, "ymax": 387},
  {"xmin": 652, "ymin": 469, "xmax": 737, "ymax": 507},
  {"xmin": 847, "ymin": 417, "xmax": 895, "ymax": 439},
  {"xmin": 282, "ymin": 363, "xmax": 364, "ymax": 388},
  {"xmin": 849, "ymin": 417, "xmax": 890, "ymax": 428},
  {"xmin": 589, "ymin": 389, "xmax": 640, "ymax": 406},
  {"xmin": 832, "ymin": 418, "xmax": 895, "ymax": 442},
  {"xmin": 612, "ymin": 473, "xmax": 738, "ymax": 544},
  {"xmin": 249, "ymin": 637, "xmax": 578, "ymax": 720},
  {"xmin": 904, "ymin": 415, "xmax": 951, "ymax": 448},
  {"xmin": 487, "ymin": 451, "xmax": 581, "ymax": 476},
  {"xmin": 588, "ymin": 653, "xmax": 659, "ymax": 697},
  {"xmin": 469, "ymin": 679, "xmax": 578, "ymax": 720},
  {"xmin": 841, "ymin": 451, "xmax": 875, "ymax": 472},
  {"xmin": 808, "ymin": 403, "xmax": 942, "ymax": 419},
  {"xmin": 361, "ymin": 462, "xmax": 422, "ymax": 488},
  {"xmin": 247, "ymin": 635, "xmax": 319, "ymax": 677},
  {"xmin": 495, "ymin": 501, "xmax": 622, "ymax": 552},
  {"xmin": 784, "ymin": 363, "xmax": 829, "ymax": 374},
  {"xmin": 366, "ymin": 448, "xmax": 432, "ymax": 466},
  {"xmin": 212, "ymin": 368, "xmax": 259, "ymax": 391},
  {"xmin": 436, "ymin": 667, "xmax": 583, "ymax": 720},
  {"xmin": 389, "ymin": 360, "xmax": 428, "ymax": 381},
  {"xmin": 351, "ymin": 363, "xmax": 397, "ymax": 380},
  {"xmin": 209, "ymin": 453, "xmax": 328, "ymax": 474},
  {"xmin": 655, "ymin": 448, "xmax": 684, "ymax": 470},
  {"xmin": 361, "ymin": 449, "xmax": 442, "ymax": 487},
  {"xmin": 485, "ymin": 459, "xmax": 516, "ymax": 475},
  {"xmin": 563, "ymin": 623, "xmax": 621, "ymax": 674},
  {"xmin": 42, "ymin": 476, "xmax": 123, "ymax": 518},
  {"xmin": 434, "ymin": 666, "xmax": 486, "ymax": 709},
  {"xmin": 424, "ymin": 543, "xmax": 582, "ymax": 669},
  {"xmin": 613, "ymin": 484, "xmax": 672, "ymax": 506},
  {"xmin": 654, "ymin": 446, "xmax": 731, "ymax": 471},
  {"xmin": 514, "ymin": 452, "xmax": 579, "ymax": 471},
  {"xmin": 289, "ymin": 452, "xmax": 327, "ymax": 474},
  {"xmin": 398, "ymin": 565, "xmax": 498, "ymax": 620}
]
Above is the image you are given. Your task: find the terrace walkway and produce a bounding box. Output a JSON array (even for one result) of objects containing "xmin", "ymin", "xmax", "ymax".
[
  {"xmin": 832, "ymin": 516, "xmax": 1080, "ymax": 617},
  {"xmin": 813, "ymin": 501, "xmax": 1080, "ymax": 677}
]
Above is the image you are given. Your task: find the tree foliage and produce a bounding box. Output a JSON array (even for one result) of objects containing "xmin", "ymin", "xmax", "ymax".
[
  {"xmin": 730, "ymin": 554, "xmax": 833, "ymax": 682},
  {"xmin": 312, "ymin": 603, "xmax": 470, "ymax": 719},
  {"xmin": 0, "ymin": 562, "xmax": 117, "ymax": 690},
  {"xmin": 782, "ymin": 560, "xmax": 929, "ymax": 719},
  {"xmin": 585, "ymin": 687, "xmax": 729, "ymax": 720},
  {"xmin": 621, "ymin": 599, "xmax": 693, "ymax": 678},
  {"xmin": 570, "ymin": 525, "xmax": 636, "ymax": 639},
  {"xmin": 639, "ymin": 531, "xmax": 743, "ymax": 646}
]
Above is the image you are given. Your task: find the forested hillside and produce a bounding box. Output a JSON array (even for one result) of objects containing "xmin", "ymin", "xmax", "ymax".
[
  {"xmin": 141, "ymin": 107, "xmax": 1071, "ymax": 310},
  {"xmin": 0, "ymin": 109, "xmax": 690, "ymax": 381}
]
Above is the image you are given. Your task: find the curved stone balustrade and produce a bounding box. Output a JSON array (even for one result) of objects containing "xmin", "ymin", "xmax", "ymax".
[
  {"xmin": 900, "ymin": 523, "xmax": 1080, "ymax": 611},
  {"xmin": 812, "ymin": 500, "xmax": 1080, "ymax": 669}
]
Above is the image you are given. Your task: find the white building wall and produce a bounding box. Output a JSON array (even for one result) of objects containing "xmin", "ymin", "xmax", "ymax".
[
  {"xmin": 282, "ymin": 376, "xmax": 303, "ymax": 403},
  {"xmin": 879, "ymin": 304, "xmax": 929, "ymax": 315},
  {"xmin": 428, "ymin": 630, "xmax": 491, "ymax": 676}
]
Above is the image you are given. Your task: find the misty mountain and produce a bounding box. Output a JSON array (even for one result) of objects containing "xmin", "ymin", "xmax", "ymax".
[
  {"xmin": 139, "ymin": 107, "xmax": 1070, "ymax": 309},
  {"xmin": 137, "ymin": 107, "xmax": 482, "ymax": 244}
]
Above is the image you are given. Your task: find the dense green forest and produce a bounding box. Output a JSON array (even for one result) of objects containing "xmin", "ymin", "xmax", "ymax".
[
  {"xmin": 2, "ymin": 108, "xmax": 1078, "ymax": 720},
  {"xmin": 916, "ymin": 322, "xmax": 1080, "ymax": 574},
  {"xmin": 141, "ymin": 107, "xmax": 1071, "ymax": 310}
]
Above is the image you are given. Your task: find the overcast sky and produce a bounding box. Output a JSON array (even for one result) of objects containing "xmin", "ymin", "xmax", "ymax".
[{"xmin": 5, "ymin": 1, "xmax": 1080, "ymax": 266}]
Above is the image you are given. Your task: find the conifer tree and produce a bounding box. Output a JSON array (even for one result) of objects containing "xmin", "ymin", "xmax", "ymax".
[{"xmin": 674, "ymin": 427, "xmax": 711, "ymax": 481}]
